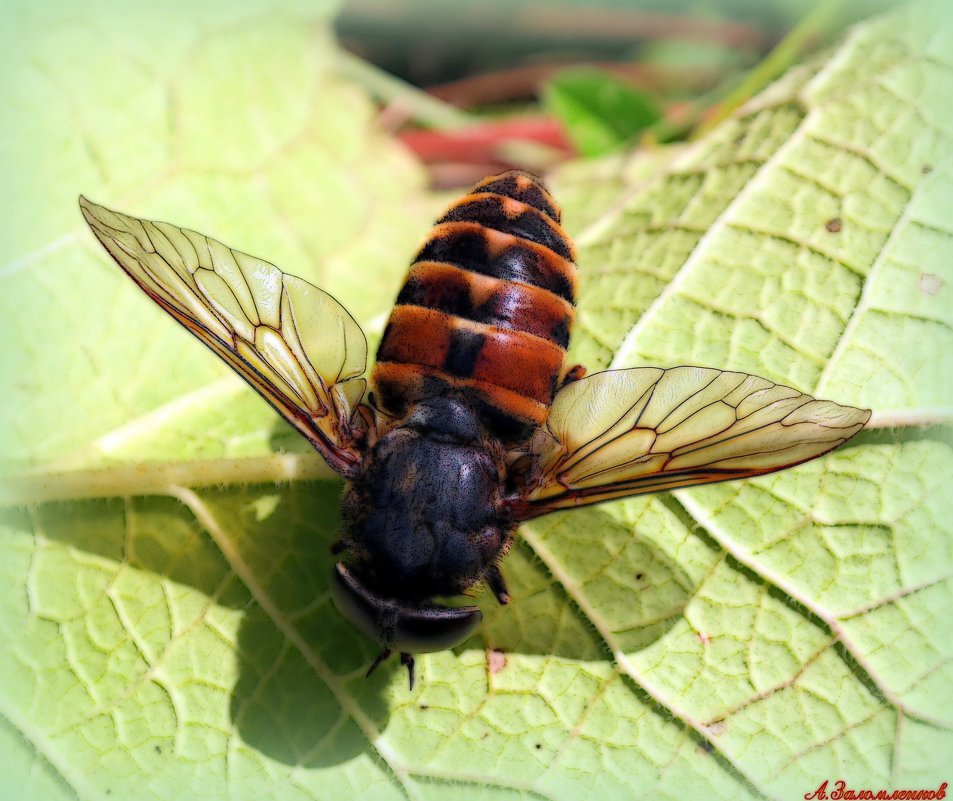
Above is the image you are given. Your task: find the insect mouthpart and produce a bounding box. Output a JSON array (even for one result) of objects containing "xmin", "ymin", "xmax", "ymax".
[{"xmin": 330, "ymin": 562, "xmax": 483, "ymax": 689}]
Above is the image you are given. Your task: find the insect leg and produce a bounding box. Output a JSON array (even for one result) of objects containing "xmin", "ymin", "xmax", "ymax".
[
  {"xmin": 400, "ymin": 652, "xmax": 416, "ymax": 691},
  {"xmin": 365, "ymin": 648, "xmax": 392, "ymax": 677},
  {"xmin": 560, "ymin": 364, "xmax": 587, "ymax": 387},
  {"xmin": 485, "ymin": 563, "xmax": 510, "ymax": 605}
]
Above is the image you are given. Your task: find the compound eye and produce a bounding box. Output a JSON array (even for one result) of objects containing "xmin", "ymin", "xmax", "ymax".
[
  {"xmin": 330, "ymin": 562, "xmax": 482, "ymax": 654},
  {"xmin": 391, "ymin": 603, "xmax": 483, "ymax": 654},
  {"xmin": 331, "ymin": 562, "xmax": 385, "ymax": 646}
]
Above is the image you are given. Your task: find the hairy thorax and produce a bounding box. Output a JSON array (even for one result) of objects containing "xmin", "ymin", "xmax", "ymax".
[{"xmin": 340, "ymin": 397, "xmax": 512, "ymax": 601}]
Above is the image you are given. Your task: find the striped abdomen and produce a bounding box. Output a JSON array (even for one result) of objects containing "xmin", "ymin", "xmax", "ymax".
[{"xmin": 373, "ymin": 170, "xmax": 577, "ymax": 441}]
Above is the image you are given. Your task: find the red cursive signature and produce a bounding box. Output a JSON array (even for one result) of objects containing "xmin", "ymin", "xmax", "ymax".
[{"xmin": 805, "ymin": 780, "xmax": 948, "ymax": 800}]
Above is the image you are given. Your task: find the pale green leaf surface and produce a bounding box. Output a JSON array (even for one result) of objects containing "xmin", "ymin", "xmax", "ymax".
[
  {"xmin": 2, "ymin": 3, "xmax": 952, "ymax": 801},
  {"xmin": 0, "ymin": 2, "xmax": 436, "ymax": 472}
]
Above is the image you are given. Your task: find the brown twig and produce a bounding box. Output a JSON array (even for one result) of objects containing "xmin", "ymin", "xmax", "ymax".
[{"xmin": 427, "ymin": 61, "xmax": 720, "ymax": 108}]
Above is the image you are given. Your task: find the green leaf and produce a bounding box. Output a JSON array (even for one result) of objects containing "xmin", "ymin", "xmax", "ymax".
[
  {"xmin": 543, "ymin": 67, "xmax": 662, "ymax": 157},
  {"xmin": 2, "ymin": 3, "xmax": 952, "ymax": 801},
  {"xmin": 0, "ymin": 4, "xmax": 438, "ymax": 474}
]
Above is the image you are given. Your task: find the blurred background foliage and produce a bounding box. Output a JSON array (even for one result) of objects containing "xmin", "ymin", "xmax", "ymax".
[{"xmin": 334, "ymin": 0, "xmax": 898, "ymax": 186}]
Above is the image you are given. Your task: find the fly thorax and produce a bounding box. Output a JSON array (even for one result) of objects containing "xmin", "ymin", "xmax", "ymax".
[{"xmin": 340, "ymin": 397, "xmax": 508, "ymax": 599}]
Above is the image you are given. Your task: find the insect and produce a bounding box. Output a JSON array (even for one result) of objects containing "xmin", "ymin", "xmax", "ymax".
[{"xmin": 80, "ymin": 171, "xmax": 870, "ymax": 689}]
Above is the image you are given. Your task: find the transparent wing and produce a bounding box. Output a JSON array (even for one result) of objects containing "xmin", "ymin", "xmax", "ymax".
[
  {"xmin": 509, "ymin": 366, "xmax": 870, "ymax": 519},
  {"xmin": 80, "ymin": 196, "xmax": 369, "ymax": 477}
]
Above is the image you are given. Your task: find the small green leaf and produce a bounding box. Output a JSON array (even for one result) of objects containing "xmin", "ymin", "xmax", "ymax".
[{"xmin": 543, "ymin": 66, "xmax": 661, "ymax": 157}]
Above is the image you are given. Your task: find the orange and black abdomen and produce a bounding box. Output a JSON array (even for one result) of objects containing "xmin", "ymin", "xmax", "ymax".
[{"xmin": 373, "ymin": 171, "xmax": 577, "ymax": 441}]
